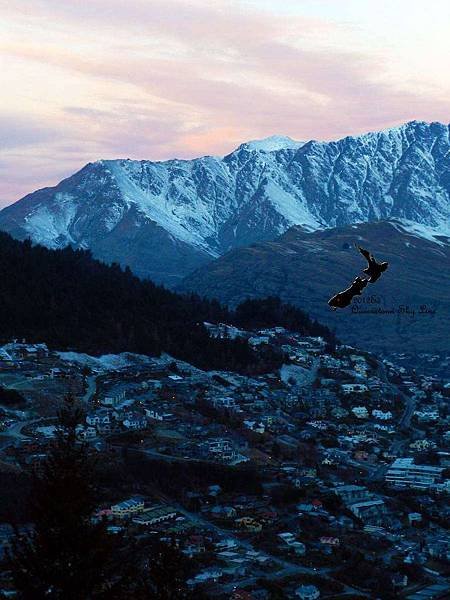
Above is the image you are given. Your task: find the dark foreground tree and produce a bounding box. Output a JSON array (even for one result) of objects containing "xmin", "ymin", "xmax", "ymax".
[
  {"xmin": 135, "ymin": 540, "xmax": 207, "ymax": 600},
  {"xmin": 6, "ymin": 396, "xmax": 135, "ymax": 599}
]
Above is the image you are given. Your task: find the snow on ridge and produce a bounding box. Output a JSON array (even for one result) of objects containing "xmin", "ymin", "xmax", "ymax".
[
  {"xmin": 390, "ymin": 219, "xmax": 450, "ymax": 246},
  {"xmin": 239, "ymin": 135, "xmax": 305, "ymax": 152},
  {"xmin": 264, "ymin": 181, "xmax": 322, "ymax": 230},
  {"xmin": 57, "ymin": 351, "xmax": 155, "ymax": 372},
  {"xmin": 23, "ymin": 194, "xmax": 78, "ymax": 247},
  {"xmin": 105, "ymin": 160, "xmax": 219, "ymax": 253}
]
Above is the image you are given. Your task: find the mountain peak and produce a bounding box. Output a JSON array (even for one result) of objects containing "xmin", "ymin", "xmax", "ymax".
[
  {"xmin": 0, "ymin": 120, "xmax": 449, "ymax": 286},
  {"xmin": 236, "ymin": 135, "xmax": 305, "ymax": 153}
]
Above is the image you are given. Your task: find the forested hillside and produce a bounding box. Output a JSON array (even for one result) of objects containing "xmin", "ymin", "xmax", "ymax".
[{"xmin": 0, "ymin": 233, "xmax": 336, "ymax": 372}]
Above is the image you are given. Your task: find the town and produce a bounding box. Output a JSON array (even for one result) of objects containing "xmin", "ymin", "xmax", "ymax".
[{"xmin": 0, "ymin": 328, "xmax": 449, "ymax": 599}]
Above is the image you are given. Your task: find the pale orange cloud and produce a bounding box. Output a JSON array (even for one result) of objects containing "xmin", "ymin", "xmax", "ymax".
[{"xmin": 0, "ymin": 0, "xmax": 449, "ymax": 204}]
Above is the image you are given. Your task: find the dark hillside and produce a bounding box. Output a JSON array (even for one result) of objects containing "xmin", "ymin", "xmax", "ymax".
[{"xmin": 0, "ymin": 233, "xmax": 336, "ymax": 372}]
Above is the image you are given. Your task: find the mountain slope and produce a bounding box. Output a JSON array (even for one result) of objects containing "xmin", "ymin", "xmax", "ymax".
[
  {"xmin": 179, "ymin": 220, "xmax": 450, "ymax": 353},
  {"xmin": 0, "ymin": 232, "xmax": 338, "ymax": 372},
  {"xmin": 0, "ymin": 121, "xmax": 449, "ymax": 285}
]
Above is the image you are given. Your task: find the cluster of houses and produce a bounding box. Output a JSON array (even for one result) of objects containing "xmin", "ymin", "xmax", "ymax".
[{"xmin": 0, "ymin": 331, "xmax": 449, "ymax": 599}]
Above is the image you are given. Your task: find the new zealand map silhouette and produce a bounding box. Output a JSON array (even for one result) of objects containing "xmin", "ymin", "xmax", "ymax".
[{"xmin": 328, "ymin": 245, "xmax": 389, "ymax": 311}]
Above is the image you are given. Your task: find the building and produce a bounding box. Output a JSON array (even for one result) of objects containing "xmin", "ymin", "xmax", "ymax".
[
  {"xmin": 352, "ymin": 406, "xmax": 369, "ymax": 419},
  {"xmin": 335, "ymin": 485, "xmax": 371, "ymax": 504},
  {"xmin": 385, "ymin": 458, "xmax": 444, "ymax": 489},
  {"xmin": 278, "ymin": 533, "xmax": 306, "ymax": 555},
  {"xmin": 408, "ymin": 512, "xmax": 422, "ymax": 526},
  {"xmin": 205, "ymin": 438, "xmax": 236, "ymax": 463},
  {"xmin": 122, "ymin": 412, "xmax": 147, "ymax": 430},
  {"xmin": 76, "ymin": 425, "xmax": 97, "ymax": 440},
  {"xmin": 320, "ymin": 536, "xmax": 340, "ymax": 546},
  {"xmin": 111, "ymin": 497, "xmax": 145, "ymax": 518},
  {"xmin": 132, "ymin": 505, "xmax": 177, "ymax": 526},
  {"xmin": 341, "ymin": 383, "xmax": 368, "ymax": 394},
  {"xmin": 101, "ymin": 390, "xmax": 125, "ymax": 408},
  {"xmin": 372, "ymin": 409, "xmax": 393, "ymax": 420},
  {"xmin": 295, "ymin": 584, "xmax": 320, "ymax": 600},
  {"xmin": 212, "ymin": 396, "xmax": 238, "ymax": 411},
  {"xmin": 349, "ymin": 499, "xmax": 386, "ymax": 525}
]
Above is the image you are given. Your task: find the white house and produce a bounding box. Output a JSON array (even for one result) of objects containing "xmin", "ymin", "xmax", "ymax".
[
  {"xmin": 352, "ymin": 406, "xmax": 369, "ymax": 419},
  {"xmin": 295, "ymin": 584, "xmax": 320, "ymax": 600},
  {"xmin": 372, "ymin": 409, "xmax": 392, "ymax": 420},
  {"xmin": 132, "ymin": 505, "xmax": 177, "ymax": 526},
  {"xmin": 342, "ymin": 383, "xmax": 368, "ymax": 394},
  {"xmin": 111, "ymin": 497, "xmax": 145, "ymax": 518},
  {"xmin": 76, "ymin": 425, "xmax": 97, "ymax": 440},
  {"xmin": 243, "ymin": 420, "xmax": 265, "ymax": 434}
]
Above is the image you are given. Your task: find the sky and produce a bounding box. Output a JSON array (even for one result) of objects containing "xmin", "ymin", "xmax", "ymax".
[{"xmin": 1, "ymin": 0, "xmax": 449, "ymax": 206}]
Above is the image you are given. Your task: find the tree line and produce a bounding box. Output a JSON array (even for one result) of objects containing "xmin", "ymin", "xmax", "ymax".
[{"xmin": 0, "ymin": 232, "xmax": 336, "ymax": 373}]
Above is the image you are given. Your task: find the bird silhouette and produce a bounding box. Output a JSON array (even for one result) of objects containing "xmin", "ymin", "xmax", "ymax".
[
  {"xmin": 328, "ymin": 276, "xmax": 368, "ymax": 310},
  {"xmin": 355, "ymin": 244, "xmax": 389, "ymax": 283}
]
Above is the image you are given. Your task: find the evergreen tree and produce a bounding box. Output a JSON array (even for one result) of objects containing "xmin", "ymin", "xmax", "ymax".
[
  {"xmin": 7, "ymin": 396, "xmax": 134, "ymax": 599},
  {"xmin": 139, "ymin": 540, "xmax": 201, "ymax": 600},
  {"xmin": 0, "ymin": 231, "xmax": 336, "ymax": 373}
]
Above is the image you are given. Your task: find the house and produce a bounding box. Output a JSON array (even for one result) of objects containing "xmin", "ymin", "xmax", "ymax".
[
  {"xmin": 244, "ymin": 420, "xmax": 265, "ymax": 434},
  {"xmin": 205, "ymin": 438, "xmax": 237, "ymax": 463},
  {"xmin": 122, "ymin": 412, "xmax": 147, "ymax": 430},
  {"xmin": 295, "ymin": 584, "xmax": 320, "ymax": 600},
  {"xmin": 6, "ymin": 342, "xmax": 49, "ymax": 360},
  {"xmin": 86, "ymin": 410, "xmax": 109, "ymax": 427},
  {"xmin": 76, "ymin": 425, "xmax": 97, "ymax": 440},
  {"xmin": 208, "ymin": 484, "xmax": 222, "ymax": 497},
  {"xmin": 349, "ymin": 499, "xmax": 386, "ymax": 525},
  {"xmin": 86, "ymin": 409, "xmax": 114, "ymax": 433},
  {"xmin": 212, "ymin": 396, "xmax": 238, "ymax": 411},
  {"xmin": 391, "ymin": 573, "xmax": 408, "ymax": 589},
  {"xmin": 111, "ymin": 497, "xmax": 145, "ymax": 518},
  {"xmin": 297, "ymin": 501, "xmax": 321, "ymax": 514},
  {"xmin": 231, "ymin": 591, "xmax": 253, "ymax": 600},
  {"xmin": 210, "ymin": 505, "xmax": 236, "ymax": 518},
  {"xmin": 183, "ymin": 535, "xmax": 206, "ymax": 557},
  {"xmin": 352, "ymin": 406, "xmax": 369, "ymax": 419},
  {"xmin": 372, "ymin": 409, "xmax": 393, "ymax": 420},
  {"xmin": 385, "ymin": 458, "xmax": 444, "ymax": 489},
  {"xmin": 354, "ymin": 450, "xmax": 369, "ymax": 461},
  {"xmin": 320, "ymin": 536, "xmax": 340, "ymax": 546},
  {"xmin": 187, "ymin": 569, "xmax": 222, "ymax": 586},
  {"xmin": 132, "ymin": 505, "xmax": 177, "ymax": 526},
  {"xmin": 408, "ymin": 512, "xmax": 422, "ymax": 526},
  {"xmin": 236, "ymin": 517, "xmax": 262, "ymax": 532},
  {"xmin": 278, "ymin": 533, "xmax": 306, "ymax": 555},
  {"xmin": 144, "ymin": 408, "xmax": 164, "ymax": 421},
  {"xmin": 335, "ymin": 484, "xmax": 371, "ymax": 504},
  {"xmin": 101, "ymin": 390, "xmax": 125, "ymax": 408},
  {"xmin": 341, "ymin": 383, "xmax": 368, "ymax": 394}
]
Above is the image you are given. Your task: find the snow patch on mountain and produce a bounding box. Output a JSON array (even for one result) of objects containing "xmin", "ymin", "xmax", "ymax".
[
  {"xmin": 390, "ymin": 219, "xmax": 450, "ymax": 247},
  {"xmin": 239, "ymin": 135, "xmax": 305, "ymax": 152},
  {"xmin": 23, "ymin": 194, "xmax": 78, "ymax": 247},
  {"xmin": 264, "ymin": 181, "xmax": 321, "ymax": 231},
  {"xmin": 0, "ymin": 120, "xmax": 449, "ymax": 284}
]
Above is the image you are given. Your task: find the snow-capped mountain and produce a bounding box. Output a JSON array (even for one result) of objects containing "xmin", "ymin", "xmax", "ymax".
[{"xmin": 0, "ymin": 120, "xmax": 449, "ymax": 285}]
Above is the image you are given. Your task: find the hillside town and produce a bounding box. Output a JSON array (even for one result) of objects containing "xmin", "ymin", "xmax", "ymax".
[{"xmin": 0, "ymin": 328, "xmax": 449, "ymax": 599}]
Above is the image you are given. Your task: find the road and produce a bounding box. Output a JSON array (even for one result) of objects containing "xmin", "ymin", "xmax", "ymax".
[
  {"xmin": 0, "ymin": 416, "xmax": 45, "ymax": 442},
  {"xmin": 82, "ymin": 375, "xmax": 97, "ymax": 404},
  {"xmin": 399, "ymin": 395, "xmax": 416, "ymax": 429}
]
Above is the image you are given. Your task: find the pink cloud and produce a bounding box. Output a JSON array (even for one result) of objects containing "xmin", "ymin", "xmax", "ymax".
[{"xmin": 0, "ymin": 0, "xmax": 449, "ymax": 204}]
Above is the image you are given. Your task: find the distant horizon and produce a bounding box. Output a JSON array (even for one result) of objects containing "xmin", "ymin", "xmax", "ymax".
[
  {"xmin": 2, "ymin": 118, "xmax": 449, "ymax": 208},
  {"xmin": 2, "ymin": 1, "xmax": 450, "ymax": 205}
]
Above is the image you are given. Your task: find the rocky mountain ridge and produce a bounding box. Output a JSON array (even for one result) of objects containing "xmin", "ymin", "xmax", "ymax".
[{"xmin": 0, "ymin": 120, "xmax": 449, "ymax": 285}]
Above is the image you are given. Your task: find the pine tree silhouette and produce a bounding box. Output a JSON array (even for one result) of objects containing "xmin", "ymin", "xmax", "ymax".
[{"xmin": 6, "ymin": 395, "xmax": 134, "ymax": 599}]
